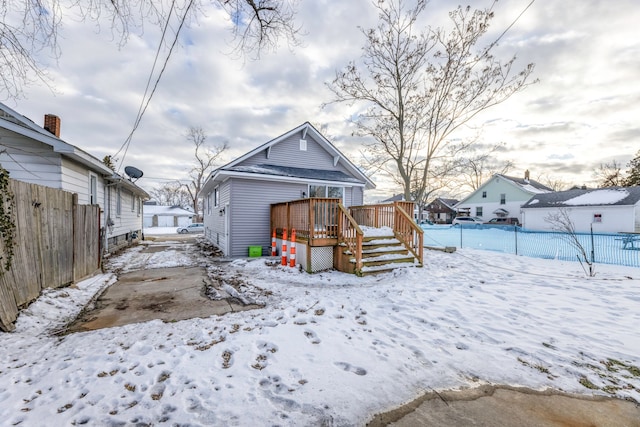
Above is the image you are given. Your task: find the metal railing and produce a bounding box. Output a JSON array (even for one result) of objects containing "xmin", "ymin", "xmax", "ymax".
[{"xmin": 422, "ymin": 224, "xmax": 640, "ymax": 268}]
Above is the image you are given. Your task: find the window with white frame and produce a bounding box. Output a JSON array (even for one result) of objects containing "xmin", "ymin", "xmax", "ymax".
[
  {"xmin": 116, "ymin": 188, "xmax": 122, "ymax": 216},
  {"xmin": 308, "ymin": 184, "xmax": 344, "ymax": 200},
  {"xmin": 137, "ymin": 197, "xmax": 141, "ymax": 216},
  {"xmin": 214, "ymin": 187, "xmax": 219, "ymax": 207},
  {"xmin": 500, "ymin": 193, "xmax": 506, "ymax": 205},
  {"xmin": 476, "ymin": 207, "xmax": 483, "ymax": 217},
  {"xmin": 593, "ymin": 213, "xmax": 602, "ymax": 223},
  {"xmin": 89, "ymin": 173, "xmax": 98, "ymax": 205},
  {"xmin": 130, "ymin": 191, "xmax": 135, "ymax": 212},
  {"xmin": 207, "ymin": 193, "xmax": 212, "ymax": 215}
]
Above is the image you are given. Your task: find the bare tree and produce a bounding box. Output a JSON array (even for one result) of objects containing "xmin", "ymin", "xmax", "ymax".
[
  {"xmin": 545, "ymin": 209, "xmax": 595, "ymax": 277},
  {"xmin": 536, "ymin": 173, "xmax": 570, "ymax": 192},
  {"xmin": 183, "ymin": 127, "xmax": 227, "ymax": 221},
  {"xmin": 455, "ymin": 142, "xmax": 514, "ymax": 193},
  {"xmin": 326, "ymin": 0, "xmax": 535, "ymax": 209},
  {"xmin": 149, "ymin": 182, "xmax": 192, "ymax": 208},
  {"xmin": 593, "ymin": 160, "xmax": 624, "ymax": 188},
  {"xmin": 1, "ymin": 0, "xmax": 302, "ymax": 100},
  {"xmin": 623, "ymin": 150, "xmax": 640, "ymax": 186}
]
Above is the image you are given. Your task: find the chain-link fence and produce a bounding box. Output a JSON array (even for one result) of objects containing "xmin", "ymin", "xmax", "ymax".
[{"xmin": 421, "ymin": 224, "xmax": 640, "ymax": 268}]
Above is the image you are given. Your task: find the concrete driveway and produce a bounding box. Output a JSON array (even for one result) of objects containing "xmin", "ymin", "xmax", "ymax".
[
  {"xmin": 369, "ymin": 384, "xmax": 640, "ymax": 426},
  {"xmin": 67, "ymin": 235, "xmax": 262, "ymax": 333}
]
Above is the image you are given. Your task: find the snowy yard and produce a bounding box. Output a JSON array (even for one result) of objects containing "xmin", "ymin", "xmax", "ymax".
[{"xmin": 0, "ymin": 239, "xmax": 639, "ymax": 426}]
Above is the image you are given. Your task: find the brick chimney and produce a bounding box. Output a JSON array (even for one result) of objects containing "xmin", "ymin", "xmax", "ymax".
[{"xmin": 44, "ymin": 114, "xmax": 61, "ymax": 137}]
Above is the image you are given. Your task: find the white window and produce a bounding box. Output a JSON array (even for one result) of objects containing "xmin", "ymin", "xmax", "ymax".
[
  {"xmin": 214, "ymin": 187, "xmax": 219, "ymax": 207},
  {"xmin": 300, "ymin": 139, "xmax": 307, "ymax": 151},
  {"xmin": 308, "ymin": 185, "xmax": 344, "ymax": 201},
  {"xmin": 137, "ymin": 197, "xmax": 141, "ymax": 216},
  {"xmin": 130, "ymin": 191, "xmax": 135, "ymax": 212},
  {"xmin": 116, "ymin": 188, "xmax": 122, "ymax": 216},
  {"xmin": 593, "ymin": 213, "xmax": 602, "ymax": 223},
  {"xmin": 89, "ymin": 173, "xmax": 98, "ymax": 204}
]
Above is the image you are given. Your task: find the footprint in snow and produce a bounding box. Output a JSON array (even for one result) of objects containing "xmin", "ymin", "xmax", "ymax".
[
  {"xmin": 334, "ymin": 362, "xmax": 367, "ymax": 376},
  {"xmin": 304, "ymin": 330, "xmax": 321, "ymax": 344}
]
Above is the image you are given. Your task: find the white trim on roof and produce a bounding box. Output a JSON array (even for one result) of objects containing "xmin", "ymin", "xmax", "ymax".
[{"xmin": 217, "ymin": 122, "xmax": 374, "ymax": 189}]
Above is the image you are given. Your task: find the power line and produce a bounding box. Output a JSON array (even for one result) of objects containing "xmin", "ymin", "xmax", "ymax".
[{"xmin": 114, "ymin": 0, "xmax": 195, "ymax": 172}]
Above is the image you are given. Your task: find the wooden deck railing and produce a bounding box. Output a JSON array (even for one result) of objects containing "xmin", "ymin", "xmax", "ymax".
[
  {"xmin": 350, "ymin": 201, "xmax": 423, "ymax": 265},
  {"xmin": 270, "ymin": 198, "xmax": 341, "ymax": 244},
  {"xmin": 337, "ymin": 204, "xmax": 363, "ymax": 272},
  {"xmin": 271, "ymin": 198, "xmax": 423, "ymax": 271}
]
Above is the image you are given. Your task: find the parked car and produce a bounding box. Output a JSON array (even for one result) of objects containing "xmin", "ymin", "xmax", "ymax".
[
  {"xmin": 452, "ymin": 216, "xmax": 483, "ymax": 225},
  {"xmin": 484, "ymin": 217, "xmax": 520, "ymax": 226},
  {"xmin": 176, "ymin": 223, "xmax": 204, "ymax": 234}
]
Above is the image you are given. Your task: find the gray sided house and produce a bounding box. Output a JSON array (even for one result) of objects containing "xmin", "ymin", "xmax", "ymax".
[
  {"xmin": 0, "ymin": 102, "xmax": 149, "ymax": 252},
  {"xmin": 521, "ymin": 186, "xmax": 640, "ymax": 233},
  {"xmin": 200, "ymin": 122, "xmax": 375, "ymax": 257}
]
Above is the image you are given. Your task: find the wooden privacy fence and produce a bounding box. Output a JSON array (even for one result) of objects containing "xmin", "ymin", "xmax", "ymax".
[{"xmin": 0, "ymin": 179, "xmax": 100, "ymax": 332}]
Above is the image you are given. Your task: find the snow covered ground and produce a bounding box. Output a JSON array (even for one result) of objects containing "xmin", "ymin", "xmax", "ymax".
[{"xmin": 1, "ymin": 239, "xmax": 639, "ymax": 426}]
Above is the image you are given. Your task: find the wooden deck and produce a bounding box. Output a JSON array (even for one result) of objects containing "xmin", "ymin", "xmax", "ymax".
[{"xmin": 271, "ymin": 198, "xmax": 423, "ymax": 275}]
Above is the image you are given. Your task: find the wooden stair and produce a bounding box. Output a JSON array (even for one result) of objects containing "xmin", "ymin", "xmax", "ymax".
[{"xmin": 353, "ymin": 234, "xmax": 419, "ymax": 276}]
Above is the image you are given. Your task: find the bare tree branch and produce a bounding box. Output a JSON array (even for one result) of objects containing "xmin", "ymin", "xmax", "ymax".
[
  {"xmin": 326, "ymin": 0, "xmax": 536, "ymax": 213},
  {"xmin": 1, "ymin": 0, "xmax": 302, "ymax": 100}
]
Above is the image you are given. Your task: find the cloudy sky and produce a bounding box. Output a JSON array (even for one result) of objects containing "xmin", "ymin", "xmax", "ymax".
[{"xmin": 5, "ymin": 0, "xmax": 640, "ymax": 201}]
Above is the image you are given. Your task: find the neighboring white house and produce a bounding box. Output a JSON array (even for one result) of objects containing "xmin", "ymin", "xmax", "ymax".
[
  {"xmin": 454, "ymin": 172, "xmax": 553, "ymax": 222},
  {"xmin": 0, "ymin": 102, "xmax": 149, "ymax": 252},
  {"xmin": 143, "ymin": 203, "xmax": 195, "ymax": 228},
  {"xmin": 521, "ymin": 186, "xmax": 640, "ymax": 233}
]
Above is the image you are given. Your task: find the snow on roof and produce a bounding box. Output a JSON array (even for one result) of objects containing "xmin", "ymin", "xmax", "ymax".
[
  {"xmin": 523, "ymin": 186, "xmax": 640, "ymax": 208},
  {"xmin": 563, "ymin": 188, "xmax": 629, "ymax": 205}
]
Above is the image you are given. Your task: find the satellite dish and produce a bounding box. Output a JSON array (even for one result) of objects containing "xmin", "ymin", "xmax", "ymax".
[{"xmin": 124, "ymin": 166, "xmax": 144, "ymax": 181}]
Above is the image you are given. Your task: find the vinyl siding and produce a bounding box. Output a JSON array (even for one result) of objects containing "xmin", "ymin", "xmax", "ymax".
[
  {"xmin": 522, "ymin": 205, "xmax": 635, "ymax": 233},
  {"xmin": 237, "ymin": 132, "xmax": 353, "ymax": 176},
  {"xmin": 61, "ymin": 157, "xmax": 98, "ymax": 204},
  {"xmin": 229, "ymin": 178, "xmax": 304, "ymax": 257},
  {"xmin": 106, "ymin": 186, "xmax": 143, "ymax": 243},
  {"xmin": 457, "ymin": 176, "xmax": 537, "ymax": 221},
  {"xmin": 0, "ymin": 130, "xmax": 63, "ymax": 187}
]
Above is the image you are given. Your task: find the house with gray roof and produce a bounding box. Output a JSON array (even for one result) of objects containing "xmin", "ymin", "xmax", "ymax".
[
  {"xmin": 0, "ymin": 102, "xmax": 149, "ymax": 252},
  {"xmin": 199, "ymin": 122, "xmax": 375, "ymax": 257},
  {"xmin": 454, "ymin": 172, "xmax": 553, "ymax": 222},
  {"xmin": 521, "ymin": 186, "xmax": 640, "ymax": 233}
]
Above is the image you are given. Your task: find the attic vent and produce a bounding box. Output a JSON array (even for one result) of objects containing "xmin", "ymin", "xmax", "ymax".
[{"xmin": 299, "ymin": 139, "xmax": 307, "ymax": 151}]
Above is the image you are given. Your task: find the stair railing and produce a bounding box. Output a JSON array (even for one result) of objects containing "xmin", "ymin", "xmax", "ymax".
[
  {"xmin": 337, "ymin": 203, "xmax": 363, "ymax": 273},
  {"xmin": 393, "ymin": 203, "xmax": 424, "ymax": 266}
]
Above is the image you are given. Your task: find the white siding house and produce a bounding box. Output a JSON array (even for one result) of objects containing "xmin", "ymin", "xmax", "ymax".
[
  {"xmin": 0, "ymin": 102, "xmax": 149, "ymax": 252},
  {"xmin": 199, "ymin": 122, "xmax": 375, "ymax": 257},
  {"xmin": 521, "ymin": 187, "xmax": 640, "ymax": 233},
  {"xmin": 455, "ymin": 173, "xmax": 553, "ymax": 222},
  {"xmin": 143, "ymin": 204, "xmax": 195, "ymax": 228}
]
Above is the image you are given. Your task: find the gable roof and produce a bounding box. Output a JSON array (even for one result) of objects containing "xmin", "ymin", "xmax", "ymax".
[
  {"xmin": 143, "ymin": 205, "xmax": 195, "ymax": 216},
  {"xmin": 201, "ymin": 122, "xmax": 375, "ymax": 195},
  {"xmin": 456, "ymin": 174, "xmax": 553, "ymax": 206},
  {"xmin": 226, "ymin": 164, "xmax": 363, "ymax": 184},
  {"xmin": 522, "ymin": 186, "xmax": 640, "ymax": 208},
  {"xmin": 0, "ymin": 102, "xmax": 149, "ymax": 198},
  {"xmin": 428, "ymin": 197, "xmax": 459, "ymax": 210},
  {"xmin": 0, "ymin": 102, "xmax": 114, "ymax": 176},
  {"xmin": 379, "ymin": 194, "xmax": 406, "ymax": 203}
]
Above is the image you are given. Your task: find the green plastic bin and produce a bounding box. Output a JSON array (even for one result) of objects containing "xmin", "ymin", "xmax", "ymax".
[{"xmin": 248, "ymin": 246, "xmax": 262, "ymax": 257}]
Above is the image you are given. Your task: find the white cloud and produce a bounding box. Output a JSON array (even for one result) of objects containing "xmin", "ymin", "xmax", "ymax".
[{"xmin": 7, "ymin": 0, "xmax": 640, "ymax": 196}]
